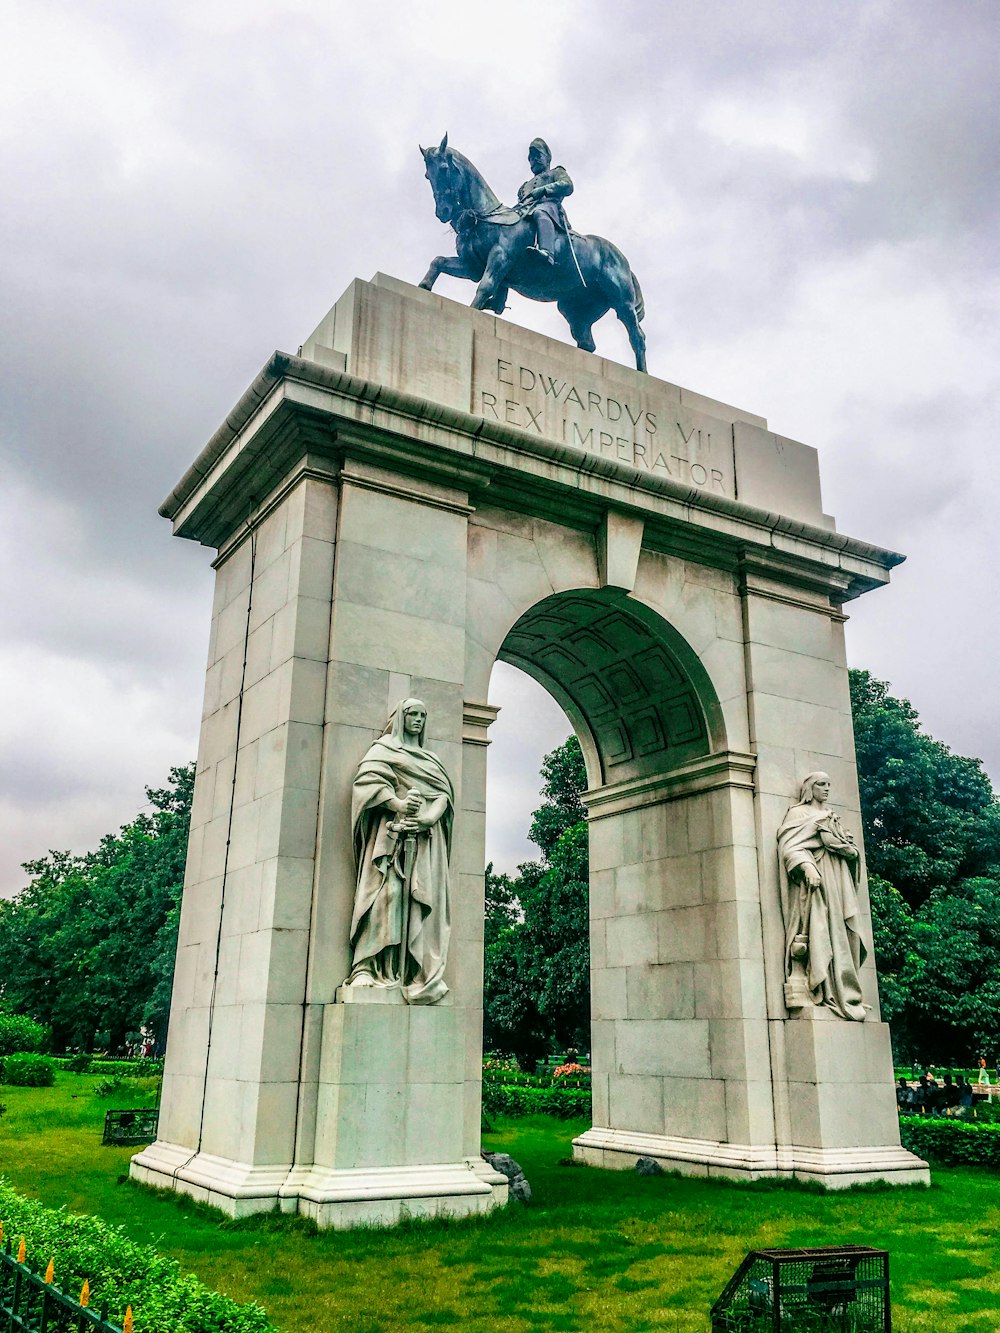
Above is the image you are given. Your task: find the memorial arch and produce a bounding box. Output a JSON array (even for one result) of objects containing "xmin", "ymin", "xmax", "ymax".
[{"xmin": 132, "ymin": 274, "xmax": 927, "ymax": 1227}]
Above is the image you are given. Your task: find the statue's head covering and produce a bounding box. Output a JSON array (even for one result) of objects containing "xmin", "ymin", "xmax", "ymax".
[
  {"xmin": 796, "ymin": 771, "xmax": 831, "ymax": 804},
  {"xmin": 385, "ymin": 698, "xmax": 427, "ymax": 746},
  {"xmin": 529, "ymin": 137, "xmax": 552, "ymax": 164}
]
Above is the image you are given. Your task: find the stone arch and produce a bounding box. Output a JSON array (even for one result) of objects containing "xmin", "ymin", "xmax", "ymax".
[
  {"xmin": 497, "ymin": 588, "xmax": 726, "ymax": 787},
  {"xmin": 139, "ymin": 275, "xmax": 926, "ymax": 1227}
]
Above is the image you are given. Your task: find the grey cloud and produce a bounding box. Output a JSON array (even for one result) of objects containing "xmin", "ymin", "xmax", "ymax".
[{"xmin": 1, "ymin": 0, "xmax": 997, "ymax": 894}]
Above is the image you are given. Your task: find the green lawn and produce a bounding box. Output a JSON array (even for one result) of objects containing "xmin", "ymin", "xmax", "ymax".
[{"xmin": 2, "ymin": 1073, "xmax": 999, "ymax": 1331}]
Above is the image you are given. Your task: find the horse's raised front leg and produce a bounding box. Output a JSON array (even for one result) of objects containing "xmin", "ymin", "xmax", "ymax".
[
  {"xmin": 419, "ymin": 255, "xmax": 479, "ymax": 291},
  {"xmin": 471, "ymin": 243, "xmax": 516, "ymax": 311}
]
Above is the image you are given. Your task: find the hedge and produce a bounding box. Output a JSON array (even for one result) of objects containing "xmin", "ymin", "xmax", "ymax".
[
  {"xmin": 51, "ymin": 1057, "xmax": 164, "ymax": 1078},
  {"xmin": 0, "ymin": 1180, "xmax": 276, "ymax": 1333},
  {"xmin": 0, "ymin": 1054, "xmax": 56, "ymax": 1087},
  {"xmin": 483, "ymin": 1081, "xmax": 591, "ymax": 1120},
  {"xmin": 899, "ymin": 1115, "xmax": 1000, "ymax": 1168},
  {"xmin": 0, "ymin": 1015, "xmax": 50, "ymax": 1056}
]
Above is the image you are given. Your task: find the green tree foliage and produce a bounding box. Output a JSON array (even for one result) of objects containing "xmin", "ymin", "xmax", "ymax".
[
  {"xmin": 850, "ymin": 669, "xmax": 1000, "ymax": 909},
  {"xmin": 0, "ymin": 765, "xmax": 193, "ymax": 1053},
  {"xmin": 851, "ymin": 670, "xmax": 1000, "ymax": 1060},
  {"xmin": 527, "ymin": 736, "xmax": 587, "ymax": 859},
  {"xmin": 898, "ymin": 877, "xmax": 1000, "ymax": 1060},
  {"xmin": 484, "ymin": 736, "xmax": 590, "ymax": 1067}
]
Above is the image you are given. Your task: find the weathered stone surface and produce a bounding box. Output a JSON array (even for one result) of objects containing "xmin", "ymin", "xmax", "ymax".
[
  {"xmin": 483, "ymin": 1152, "xmax": 532, "ymax": 1204},
  {"xmin": 634, "ymin": 1156, "xmax": 664, "ymax": 1177}
]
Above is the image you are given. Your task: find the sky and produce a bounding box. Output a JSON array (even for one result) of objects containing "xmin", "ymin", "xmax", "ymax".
[{"xmin": 2, "ymin": 0, "xmax": 998, "ymax": 895}]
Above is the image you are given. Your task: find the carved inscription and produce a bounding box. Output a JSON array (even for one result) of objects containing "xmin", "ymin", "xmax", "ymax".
[{"xmin": 477, "ymin": 358, "xmax": 729, "ymax": 495}]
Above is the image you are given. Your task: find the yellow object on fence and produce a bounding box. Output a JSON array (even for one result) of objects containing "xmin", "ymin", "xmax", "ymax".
[
  {"xmin": 80, "ymin": 1277, "xmax": 91, "ymax": 1307},
  {"xmin": 44, "ymin": 1258, "xmax": 54, "ymax": 1284},
  {"xmin": 123, "ymin": 1303, "xmax": 134, "ymax": 1332},
  {"xmin": 16, "ymin": 1236, "xmax": 25, "ymax": 1263}
]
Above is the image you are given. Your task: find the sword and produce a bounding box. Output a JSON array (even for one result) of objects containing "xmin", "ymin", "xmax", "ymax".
[
  {"xmin": 565, "ymin": 226, "xmax": 587, "ymax": 289},
  {"xmin": 390, "ymin": 788, "xmax": 421, "ymax": 1004}
]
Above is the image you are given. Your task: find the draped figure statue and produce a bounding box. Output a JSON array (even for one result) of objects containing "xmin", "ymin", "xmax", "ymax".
[
  {"xmin": 777, "ymin": 772, "xmax": 868, "ymax": 1021},
  {"xmin": 345, "ymin": 699, "xmax": 454, "ymax": 1005}
]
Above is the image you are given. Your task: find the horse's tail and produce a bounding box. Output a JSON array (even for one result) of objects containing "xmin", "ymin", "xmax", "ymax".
[{"xmin": 631, "ymin": 271, "xmax": 645, "ymax": 323}]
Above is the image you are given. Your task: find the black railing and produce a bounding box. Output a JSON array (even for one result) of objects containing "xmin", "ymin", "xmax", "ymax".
[
  {"xmin": 101, "ymin": 1109, "xmax": 158, "ymax": 1147},
  {"xmin": 0, "ymin": 1241, "xmax": 122, "ymax": 1332}
]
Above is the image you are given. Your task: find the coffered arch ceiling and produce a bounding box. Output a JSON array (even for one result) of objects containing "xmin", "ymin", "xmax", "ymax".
[{"xmin": 498, "ymin": 590, "xmax": 725, "ymax": 786}]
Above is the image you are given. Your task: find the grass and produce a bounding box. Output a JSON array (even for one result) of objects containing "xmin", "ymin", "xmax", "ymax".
[{"xmin": 2, "ymin": 1074, "xmax": 1000, "ymax": 1331}]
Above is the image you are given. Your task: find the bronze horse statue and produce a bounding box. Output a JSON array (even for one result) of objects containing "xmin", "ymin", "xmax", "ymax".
[{"xmin": 418, "ymin": 135, "xmax": 647, "ymax": 373}]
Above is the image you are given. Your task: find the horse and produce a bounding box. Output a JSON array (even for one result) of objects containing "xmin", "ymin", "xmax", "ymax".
[{"xmin": 418, "ymin": 135, "xmax": 647, "ymax": 373}]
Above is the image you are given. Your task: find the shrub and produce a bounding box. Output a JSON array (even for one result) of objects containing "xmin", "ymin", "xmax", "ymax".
[
  {"xmin": 0, "ymin": 1179, "xmax": 276, "ymax": 1332},
  {"xmin": 1, "ymin": 1054, "xmax": 56, "ymax": 1087},
  {"xmin": 482, "ymin": 1080, "xmax": 590, "ymax": 1120},
  {"xmin": 0, "ymin": 1014, "xmax": 50, "ymax": 1056},
  {"xmin": 91, "ymin": 1073, "xmax": 160, "ymax": 1101},
  {"xmin": 899, "ymin": 1115, "xmax": 1000, "ymax": 1167},
  {"xmin": 53, "ymin": 1056, "xmax": 163, "ymax": 1079}
]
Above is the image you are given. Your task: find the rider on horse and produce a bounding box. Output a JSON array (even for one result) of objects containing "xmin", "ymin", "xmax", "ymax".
[{"xmin": 515, "ymin": 138, "xmax": 573, "ymax": 265}]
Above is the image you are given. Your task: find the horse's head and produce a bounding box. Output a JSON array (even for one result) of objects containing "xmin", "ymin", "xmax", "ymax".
[{"xmin": 420, "ymin": 133, "xmax": 464, "ymax": 226}]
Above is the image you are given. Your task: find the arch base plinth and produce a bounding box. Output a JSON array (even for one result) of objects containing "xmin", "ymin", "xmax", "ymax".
[{"xmin": 573, "ymin": 1128, "xmax": 929, "ymax": 1189}]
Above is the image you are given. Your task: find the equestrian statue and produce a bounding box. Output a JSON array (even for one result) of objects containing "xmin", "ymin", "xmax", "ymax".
[{"xmin": 418, "ymin": 135, "xmax": 647, "ymax": 373}]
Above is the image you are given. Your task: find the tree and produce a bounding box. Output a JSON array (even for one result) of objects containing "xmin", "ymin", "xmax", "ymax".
[
  {"xmin": 484, "ymin": 736, "xmax": 590, "ymax": 1066},
  {"xmin": 527, "ymin": 736, "xmax": 587, "ymax": 860},
  {"xmin": 850, "ymin": 670, "xmax": 1000, "ymax": 1060},
  {"xmin": 899, "ymin": 877, "xmax": 1000, "ymax": 1061},
  {"xmin": 0, "ymin": 765, "xmax": 193, "ymax": 1052},
  {"xmin": 850, "ymin": 669, "xmax": 1000, "ymax": 909}
]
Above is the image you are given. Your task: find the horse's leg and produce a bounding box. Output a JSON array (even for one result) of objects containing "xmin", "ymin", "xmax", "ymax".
[
  {"xmin": 419, "ymin": 255, "xmax": 480, "ymax": 291},
  {"xmin": 616, "ymin": 297, "xmax": 647, "ymax": 373},
  {"xmin": 558, "ymin": 299, "xmax": 601, "ymax": 354},
  {"xmin": 472, "ymin": 238, "xmax": 517, "ymax": 311}
]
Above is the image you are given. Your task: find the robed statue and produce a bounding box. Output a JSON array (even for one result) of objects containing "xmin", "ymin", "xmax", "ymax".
[
  {"xmin": 418, "ymin": 134, "xmax": 647, "ymax": 372},
  {"xmin": 344, "ymin": 699, "xmax": 454, "ymax": 1005},
  {"xmin": 777, "ymin": 772, "xmax": 868, "ymax": 1022}
]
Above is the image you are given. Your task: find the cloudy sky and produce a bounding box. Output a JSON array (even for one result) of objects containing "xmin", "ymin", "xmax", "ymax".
[{"xmin": 2, "ymin": 0, "xmax": 998, "ymax": 895}]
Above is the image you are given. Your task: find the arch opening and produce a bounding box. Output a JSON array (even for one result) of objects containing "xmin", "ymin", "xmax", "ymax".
[{"xmin": 497, "ymin": 589, "xmax": 725, "ymax": 788}]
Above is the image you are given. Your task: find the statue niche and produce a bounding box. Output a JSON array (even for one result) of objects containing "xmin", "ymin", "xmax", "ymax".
[
  {"xmin": 344, "ymin": 699, "xmax": 454, "ymax": 1005},
  {"xmin": 777, "ymin": 772, "xmax": 868, "ymax": 1021}
]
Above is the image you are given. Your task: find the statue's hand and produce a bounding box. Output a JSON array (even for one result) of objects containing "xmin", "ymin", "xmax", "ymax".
[
  {"xmin": 802, "ymin": 864, "xmax": 822, "ymax": 891},
  {"xmin": 409, "ymin": 808, "xmax": 441, "ymax": 832},
  {"xmin": 404, "ymin": 788, "xmax": 423, "ymax": 815}
]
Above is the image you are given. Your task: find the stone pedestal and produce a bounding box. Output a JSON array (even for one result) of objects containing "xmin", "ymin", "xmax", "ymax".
[
  {"xmin": 281, "ymin": 990, "xmax": 503, "ymax": 1228},
  {"xmin": 136, "ymin": 274, "xmax": 927, "ymax": 1223}
]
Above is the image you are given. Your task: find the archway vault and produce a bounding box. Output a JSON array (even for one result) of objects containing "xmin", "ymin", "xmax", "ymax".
[{"xmin": 497, "ymin": 588, "xmax": 726, "ymax": 787}]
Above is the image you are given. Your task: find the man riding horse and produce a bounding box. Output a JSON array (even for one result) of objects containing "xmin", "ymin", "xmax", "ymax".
[
  {"xmin": 516, "ymin": 138, "xmax": 573, "ymax": 266},
  {"xmin": 418, "ymin": 133, "xmax": 647, "ymax": 371}
]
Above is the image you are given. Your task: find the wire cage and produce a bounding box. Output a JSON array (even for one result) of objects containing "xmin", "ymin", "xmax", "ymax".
[
  {"xmin": 101, "ymin": 1108, "xmax": 159, "ymax": 1146},
  {"xmin": 710, "ymin": 1246, "xmax": 890, "ymax": 1332}
]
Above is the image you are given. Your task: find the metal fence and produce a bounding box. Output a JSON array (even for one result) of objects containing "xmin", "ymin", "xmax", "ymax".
[
  {"xmin": 0, "ymin": 1240, "xmax": 125, "ymax": 1332},
  {"xmin": 101, "ymin": 1109, "xmax": 158, "ymax": 1147}
]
